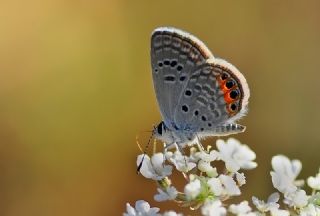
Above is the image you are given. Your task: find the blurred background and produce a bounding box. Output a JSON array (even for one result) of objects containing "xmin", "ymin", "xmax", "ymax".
[{"xmin": 0, "ymin": 0, "xmax": 320, "ymax": 215}]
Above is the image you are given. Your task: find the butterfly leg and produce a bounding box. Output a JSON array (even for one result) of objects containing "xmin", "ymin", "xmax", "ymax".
[
  {"xmin": 194, "ymin": 134, "xmax": 205, "ymax": 152},
  {"xmin": 174, "ymin": 142, "xmax": 185, "ymax": 155}
]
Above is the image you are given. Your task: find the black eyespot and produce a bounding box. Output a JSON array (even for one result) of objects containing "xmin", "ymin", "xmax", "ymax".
[
  {"xmin": 154, "ymin": 68, "xmax": 158, "ymax": 72},
  {"xmin": 164, "ymin": 76, "xmax": 175, "ymax": 81},
  {"xmin": 221, "ymin": 73, "xmax": 228, "ymax": 80},
  {"xmin": 230, "ymin": 90, "xmax": 239, "ymax": 99},
  {"xmin": 201, "ymin": 116, "xmax": 207, "ymax": 121},
  {"xmin": 200, "ymin": 128, "xmax": 204, "ymax": 131},
  {"xmin": 164, "ymin": 60, "xmax": 170, "ymax": 65},
  {"xmin": 177, "ymin": 65, "xmax": 183, "ymax": 71},
  {"xmin": 170, "ymin": 60, "xmax": 177, "ymax": 67},
  {"xmin": 158, "ymin": 62, "xmax": 163, "ymax": 67},
  {"xmin": 182, "ymin": 105, "xmax": 189, "ymax": 112},
  {"xmin": 179, "ymin": 76, "xmax": 186, "ymax": 81},
  {"xmin": 185, "ymin": 90, "xmax": 192, "ymax": 96},
  {"xmin": 230, "ymin": 103, "xmax": 237, "ymax": 111},
  {"xmin": 208, "ymin": 123, "xmax": 212, "ymax": 127},
  {"xmin": 194, "ymin": 110, "xmax": 199, "ymax": 116},
  {"xmin": 226, "ymin": 80, "xmax": 234, "ymax": 89}
]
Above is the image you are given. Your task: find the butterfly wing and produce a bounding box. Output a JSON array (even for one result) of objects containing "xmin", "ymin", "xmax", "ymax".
[
  {"xmin": 173, "ymin": 57, "xmax": 250, "ymax": 135},
  {"xmin": 151, "ymin": 27, "xmax": 250, "ymax": 136},
  {"xmin": 151, "ymin": 27, "xmax": 213, "ymax": 129}
]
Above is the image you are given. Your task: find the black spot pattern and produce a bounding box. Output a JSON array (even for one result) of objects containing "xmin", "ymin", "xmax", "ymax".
[
  {"xmin": 221, "ymin": 73, "xmax": 228, "ymax": 80},
  {"xmin": 185, "ymin": 90, "xmax": 192, "ymax": 96},
  {"xmin": 231, "ymin": 103, "xmax": 237, "ymax": 111},
  {"xmin": 230, "ymin": 90, "xmax": 239, "ymax": 99},
  {"xmin": 182, "ymin": 105, "xmax": 189, "ymax": 112},
  {"xmin": 194, "ymin": 110, "xmax": 199, "ymax": 116},
  {"xmin": 170, "ymin": 60, "xmax": 177, "ymax": 67},
  {"xmin": 226, "ymin": 80, "xmax": 234, "ymax": 89},
  {"xmin": 164, "ymin": 76, "xmax": 175, "ymax": 81},
  {"xmin": 179, "ymin": 76, "xmax": 186, "ymax": 81},
  {"xmin": 177, "ymin": 65, "xmax": 183, "ymax": 71}
]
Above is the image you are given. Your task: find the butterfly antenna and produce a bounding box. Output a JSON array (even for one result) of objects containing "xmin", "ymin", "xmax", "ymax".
[{"xmin": 136, "ymin": 126, "xmax": 156, "ymax": 174}]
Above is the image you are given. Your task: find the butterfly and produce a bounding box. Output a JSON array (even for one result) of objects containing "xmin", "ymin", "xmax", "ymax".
[{"xmin": 151, "ymin": 27, "xmax": 250, "ymax": 150}]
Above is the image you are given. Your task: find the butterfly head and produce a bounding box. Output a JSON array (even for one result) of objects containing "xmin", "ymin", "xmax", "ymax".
[
  {"xmin": 154, "ymin": 121, "xmax": 198, "ymax": 148},
  {"xmin": 153, "ymin": 121, "xmax": 172, "ymax": 143}
]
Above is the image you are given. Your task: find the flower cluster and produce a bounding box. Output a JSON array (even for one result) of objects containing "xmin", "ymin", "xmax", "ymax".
[{"xmin": 124, "ymin": 138, "xmax": 320, "ymax": 216}]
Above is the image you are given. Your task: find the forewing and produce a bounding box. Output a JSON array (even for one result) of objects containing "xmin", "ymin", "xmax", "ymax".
[{"xmin": 151, "ymin": 27, "xmax": 213, "ymax": 128}]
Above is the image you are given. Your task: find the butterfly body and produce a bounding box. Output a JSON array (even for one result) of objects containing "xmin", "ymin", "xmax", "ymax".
[{"xmin": 151, "ymin": 27, "xmax": 250, "ymax": 149}]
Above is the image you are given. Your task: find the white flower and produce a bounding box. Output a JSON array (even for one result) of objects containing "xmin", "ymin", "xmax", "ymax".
[
  {"xmin": 307, "ymin": 171, "xmax": 320, "ymax": 190},
  {"xmin": 270, "ymin": 209, "xmax": 290, "ymax": 216},
  {"xmin": 201, "ymin": 200, "xmax": 227, "ymax": 216},
  {"xmin": 208, "ymin": 175, "xmax": 241, "ymax": 197},
  {"xmin": 194, "ymin": 150, "xmax": 218, "ymax": 177},
  {"xmin": 309, "ymin": 192, "xmax": 320, "ymax": 205},
  {"xmin": 236, "ymin": 172, "xmax": 246, "ymax": 186},
  {"xmin": 252, "ymin": 192, "xmax": 280, "ymax": 213},
  {"xmin": 184, "ymin": 178, "xmax": 201, "ymax": 200},
  {"xmin": 207, "ymin": 177, "xmax": 224, "ymax": 196},
  {"xmin": 219, "ymin": 174, "xmax": 241, "ymax": 196},
  {"xmin": 166, "ymin": 151, "xmax": 196, "ymax": 173},
  {"xmin": 154, "ymin": 186, "xmax": 178, "ymax": 202},
  {"xmin": 229, "ymin": 201, "xmax": 252, "ymax": 215},
  {"xmin": 198, "ymin": 160, "xmax": 218, "ymax": 177},
  {"xmin": 124, "ymin": 200, "xmax": 160, "ymax": 216},
  {"xmin": 270, "ymin": 155, "xmax": 302, "ymax": 194},
  {"xmin": 162, "ymin": 211, "xmax": 183, "ymax": 216},
  {"xmin": 216, "ymin": 138, "xmax": 257, "ymax": 172},
  {"xmin": 196, "ymin": 150, "xmax": 218, "ymax": 162},
  {"xmin": 189, "ymin": 147, "xmax": 200, "ymax": 163},
  {"xmin": 299, "ymin": 204, "xmax": 320, "ymax": 216},
  {"xmin": 283, "ymin": 189, "xmax": 308, "ymax": 208},
  {"xmin": 137, "ymin": 153, "xmax": 172, "ymax": 180}
]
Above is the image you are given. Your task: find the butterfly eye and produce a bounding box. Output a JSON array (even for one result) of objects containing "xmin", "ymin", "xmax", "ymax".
[{"xmin": 157, "ymin": 122, "xmax": 164, "ymax": 135}]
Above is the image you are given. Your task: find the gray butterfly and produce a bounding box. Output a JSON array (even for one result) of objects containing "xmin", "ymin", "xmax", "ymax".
[{"xmin": 151, "ymin": 27, "xmax": 250, "ymax": 149}]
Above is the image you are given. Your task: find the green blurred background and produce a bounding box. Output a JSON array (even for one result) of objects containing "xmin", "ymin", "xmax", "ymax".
[{"xmin": 1, "ymin": 0, "xmax": 320, "ymax": 215}]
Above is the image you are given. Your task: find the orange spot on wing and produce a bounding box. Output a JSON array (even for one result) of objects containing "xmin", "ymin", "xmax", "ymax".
[{"xmin": 217, "ymin": 75, "xmax": 238, "ymax": 115}]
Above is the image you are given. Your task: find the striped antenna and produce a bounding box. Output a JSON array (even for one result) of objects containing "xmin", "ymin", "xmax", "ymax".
[{"xmin": 136, "ymin": 126, "xmax": 155, "ymax": 174}]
